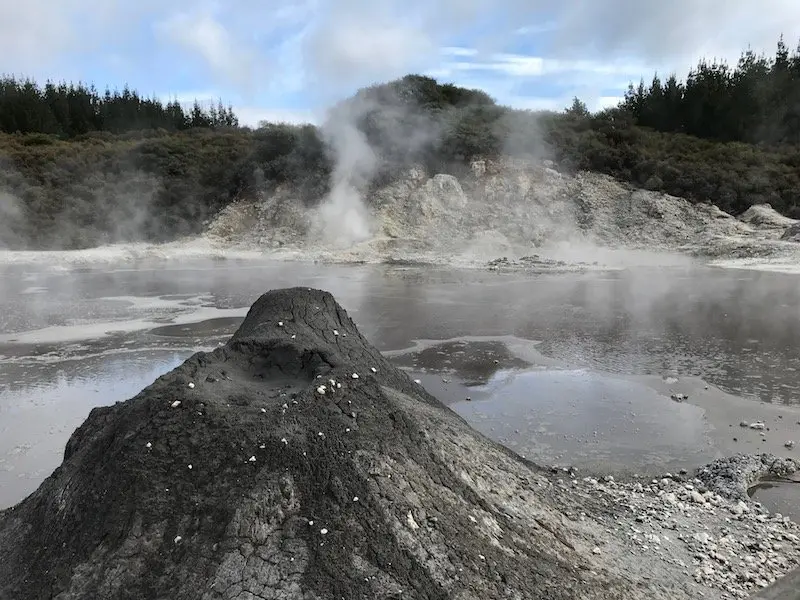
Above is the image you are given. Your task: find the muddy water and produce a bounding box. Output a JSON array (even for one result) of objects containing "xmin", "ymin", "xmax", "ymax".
[{"xmin": 1, "ymin": 259, "xmax": 800, "ymax": 513}]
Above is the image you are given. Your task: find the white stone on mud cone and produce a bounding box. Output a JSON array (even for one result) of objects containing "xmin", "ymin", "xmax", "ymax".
[
  {"xmin": 351, "ymin": 373, "xmax": 359, "ymax": 379},
  {"xmin": 316, "ymin": 385, "xmax": 326, "ymax": 395},
  {"xmin": 278, "ymin": 321, "xmax": 283, "ymax": 327},
  {"xmin": 145, "ymin": 442, "xmax": 152, "ymax": 449},
  {"xmin": 406, "ymin": 511, "xmax": 420, "ymax": 530},
  {"xmin": 171, "ymin": 400, "xmax": 181, "ymax": 408},
  {"xmin": 371, "ymin": 367, "xmax": 377, "ymax": 373}
]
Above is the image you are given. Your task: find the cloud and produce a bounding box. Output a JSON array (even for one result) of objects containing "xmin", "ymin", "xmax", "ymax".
[
  {"xmin": 515, "ymin": 22, "xmax": 559, "ymax": 36},
  {"xmin": 549, "ymin": 0, "xmax": 800, "ymax": 65},
  {"xmin": 448, "ymin": 54, "xmax": 648, "ymax": 78},
  {"xmin": 295, "ymin": 0, "xmax": 544, "ymax": 100},
  {"xmin": 441, "ymin": 47, "xmax": 480, "ymax": 58},
  {"xmin": 1, "ymin": 0, "xmax": 799, "ymax": 123},
  {"xmin": 0, "ymin": 0, "xmax": 124, "ymax": 76},
  {"xmin": 301, "ymin": 10, "xmax": 434, "ymax": 96},
  {"xmin": 154, "ymin": 9, "xmax": 258, "ymax": 93}
]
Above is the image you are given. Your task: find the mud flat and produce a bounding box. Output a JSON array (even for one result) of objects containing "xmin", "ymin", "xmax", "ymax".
[{"xmin": 1, "ymin": 288, "xmax": 798, "ymax": 599}]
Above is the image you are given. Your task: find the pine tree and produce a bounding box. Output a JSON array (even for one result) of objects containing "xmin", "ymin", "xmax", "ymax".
[{"xmin": 0, "ymin": 76, "xmax": 240, "ymax": 136}]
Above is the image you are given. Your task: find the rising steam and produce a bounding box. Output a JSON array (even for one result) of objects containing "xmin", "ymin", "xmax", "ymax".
[
  {"xmin": 0, "ymin": 190, "xmax": 22, "ymax": 249},
  {"xmin": 312, "ymin": 114, "xmax": 376, "ymax": 248}
]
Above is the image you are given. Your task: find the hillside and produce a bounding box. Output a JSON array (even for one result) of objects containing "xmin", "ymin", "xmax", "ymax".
[
  {"xmin": 205, "ymin": 158, "xmax": 800, "ymax": 268},
  {"xmin": 2, "ymin": 37, "xmax": 800, "ymax": 252}
]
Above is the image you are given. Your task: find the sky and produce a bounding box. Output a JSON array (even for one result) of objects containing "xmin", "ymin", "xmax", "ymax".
[{"xmin": 1, "ymin": 0, "xmax": 800, "ymax": 127}]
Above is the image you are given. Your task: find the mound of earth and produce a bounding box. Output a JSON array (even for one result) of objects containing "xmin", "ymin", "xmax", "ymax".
[
  {"xmin": 740, "ymin": 204, "xmax": 798, "ymax": 229},
  {"xmin": 206, "ymin": 160, "xmax": 779, "ymax": 265},
  {"xmin": 1, "ymin": 288, "xmax": 799, "ymax": 599},
  {"xmin": 780, "ymin": 222, "xmax": 800, "ymax": 242}
]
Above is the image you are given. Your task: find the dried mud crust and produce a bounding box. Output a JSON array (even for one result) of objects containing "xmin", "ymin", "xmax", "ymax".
[{"xmin": 0, "ymin": 288, "xmax": 798, "ymax": 600}]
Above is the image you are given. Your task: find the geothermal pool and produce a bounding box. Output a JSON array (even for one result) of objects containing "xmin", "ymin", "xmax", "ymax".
[{"xmin": 1, "ymin": 258, "xmax": 800, "ymax": 515}]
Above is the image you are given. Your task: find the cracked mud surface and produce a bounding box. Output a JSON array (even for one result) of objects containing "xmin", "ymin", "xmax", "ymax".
[{"xmin": 1, "ymin": 287, "xmax": 798, "ymax": 599}]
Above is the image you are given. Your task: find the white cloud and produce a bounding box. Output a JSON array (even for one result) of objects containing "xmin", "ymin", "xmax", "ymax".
[
  {"xmin": 551, "ymin": 0, "xmax": 800, "ymax": 67},
  {"xmin": 302, "ymin": 14, "xmax": 434, "ymax": 95},
  {"xmin": 154, "ymin": 10, "xmax": 258, "ymax": 92},
  {"xmin": 441, "ymin": 47, "xmax": 479, "ymax": 57},
  {"xmin": 449, "ymin": 53, "xmax": 652, "ymax": 79},
  {"xmin": 1, "ymin": 0, "xmax": 799, "ymax": 121},
  {"xmin": 0, "ymin": 0, "xmax": 125, "ymax": 75},
  {"xmin": 592, "ymin": 96, "xmax": 625, "ymax": 111},
  {"xmin": 515, "ymin": 22, "xmax": 559, "ymax": 36}
]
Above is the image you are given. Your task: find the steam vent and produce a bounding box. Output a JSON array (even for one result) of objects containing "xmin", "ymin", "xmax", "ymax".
[{"xmin": 0, "ymin": 288, "xmax": 792, "ymax": 599}]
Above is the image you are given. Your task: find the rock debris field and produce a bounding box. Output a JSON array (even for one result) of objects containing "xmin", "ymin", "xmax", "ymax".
[
  {"xmin": 206, "ymin": 160, "xmax": 800, "ymax": 270},
  {"xmin": 0, "ymin": 287, "xmax": 798, "ymax": 599}
]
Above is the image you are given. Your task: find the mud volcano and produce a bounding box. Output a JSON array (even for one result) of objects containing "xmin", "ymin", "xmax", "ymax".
[{"xmin": 3, "ymin": 288, "xmax": 796, "ymax": 599}]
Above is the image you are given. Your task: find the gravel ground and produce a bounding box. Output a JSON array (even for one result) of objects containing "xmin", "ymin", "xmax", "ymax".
[{"xmin": 552, "ymin": 454, "xmax": 800, "ymax": 598}]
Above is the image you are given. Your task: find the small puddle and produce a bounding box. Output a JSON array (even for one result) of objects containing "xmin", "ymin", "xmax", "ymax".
[
  {"xmin": 389, "ymin": 340, "xmax": 529, "ymax": 385},
  {"xmin": 398, "ymin": 358, "xmax": 716, "ymax": 476},
  {"xmin": 453, "ymin": 369, "xmax": 713, "ymax": 474},
  {"xmin": 149, "ymin": 317, "xmax": 243, "ymax": 338},
  {"xmin": 749, "ymin": 476, "xmax": 800, "ymax": 522}
]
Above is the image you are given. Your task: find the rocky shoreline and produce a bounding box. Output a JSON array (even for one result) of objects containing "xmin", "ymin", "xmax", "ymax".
[
  {"xmin": 555, "ymin": 454, "xmax": 800, "ymax": 597},
  {"xmin": 0, "ymin": 288, "xmax": 797, "ymax": 599}
]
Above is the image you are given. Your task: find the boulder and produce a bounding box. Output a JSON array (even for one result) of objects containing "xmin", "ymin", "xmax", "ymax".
[
  {"xmin": 740, "ymin": 204, "xmax": 797, "ymax": 229},
  {"xmin": 781, "ymin": 222, "xmax": 800, "ymax": 242}
]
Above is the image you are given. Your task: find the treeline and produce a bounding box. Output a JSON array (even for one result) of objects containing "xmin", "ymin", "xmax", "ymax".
[
  {"xmin": 0, "ymin": 76, "xmax": 238, "ymax": 137},
  {"xmin": 621, "ymin": 37, "xmax": 800, "ymax": 144},
  {"xmin": 3, "ymin": 39, "xmax": 800, "ymax": 250}
]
